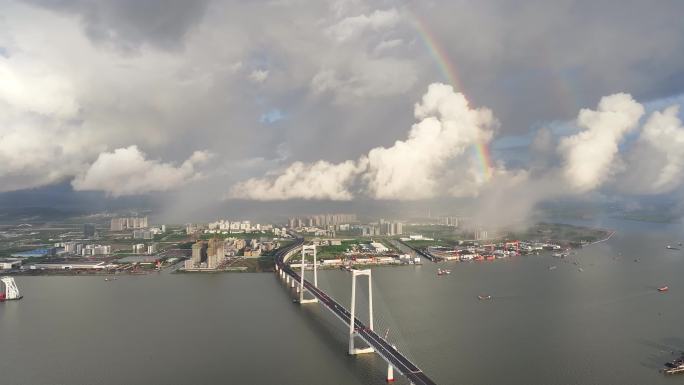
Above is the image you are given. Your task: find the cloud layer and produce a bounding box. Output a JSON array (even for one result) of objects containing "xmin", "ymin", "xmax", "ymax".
[
  {"xmin": 2, "ymin": 0, "xmax": 684, "ymax": 222},
  {"xmin": 72, "ymin": 146, "xmax": 211, "ymax": 197},
  {"xmin": 231, "ymin": 83, "xmax": 497, "ymax": 200}
]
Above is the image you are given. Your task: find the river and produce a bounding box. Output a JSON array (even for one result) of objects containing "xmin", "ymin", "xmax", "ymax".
[{"xmin": 2, "ymin": 218, "xmax": 684, "ymax": 384}]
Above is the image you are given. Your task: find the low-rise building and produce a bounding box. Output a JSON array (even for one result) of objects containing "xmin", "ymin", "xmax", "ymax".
[
  {"xmin": 369, "ymin": 242, "xmax": 389, "ymax": 253},
  {"xmin": 0, "ymin": 259, "xmax": 22, "ymax": 270}
]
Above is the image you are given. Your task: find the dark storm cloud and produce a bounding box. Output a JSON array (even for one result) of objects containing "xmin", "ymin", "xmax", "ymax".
[
  {"xmin": 409, "ymin": 0, "xmax": 684, "ymax": 132},
  {"xmin": 25, "ymin": 0, "xmax": 210, "ymax": 50}
]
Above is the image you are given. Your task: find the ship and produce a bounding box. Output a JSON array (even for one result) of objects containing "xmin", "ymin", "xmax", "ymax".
[
  {"xmin": 0, "ymin": 276, "xmax": 23, "ymax": 301},
  {"xmin": 658, "ymin": 286, "xmax": 669, "ymax": 292},
  {"xmin": 478, "ymin": 295, "xmax": 492, "ymax": 300},
  {"xmin": 663, "ymin": 356, "xmax": 684, "ymax": 374}
]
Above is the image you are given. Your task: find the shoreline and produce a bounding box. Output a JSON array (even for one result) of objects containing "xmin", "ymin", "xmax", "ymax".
[{"xmin": 586, "ymin": 230, "xmax": 616, "ymax": 246}]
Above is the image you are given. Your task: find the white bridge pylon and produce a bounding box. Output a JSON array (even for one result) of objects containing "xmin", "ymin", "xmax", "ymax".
[
  {"xmin": 299, "ymin": 245, "xmax": 318, "ymax": 304},
  {"xmin": 349, "ymin": 269, "xmax": 374, "ymax": 355}
]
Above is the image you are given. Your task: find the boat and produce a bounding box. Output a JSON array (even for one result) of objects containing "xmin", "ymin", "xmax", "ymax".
[
  {"xmin": 478, "ymin": 295, "xmax": 492, "ymax": 300},
  {"xmin": 666, "ymin": 245, "xmax": 681, "ymax": 250},
  {"xmin": 578, "ymin": 268, "xmax": 584, "ymax": 272},
  {"xmin": 663, "ymin": 356, "xmax": 684, "ymax": 374},
  {"xmin": 437, "ymin": 268, "xmax": 445, "ymax": 276},
  {"xmin": 658, "ymin": 286, "xmax": 669, "ymax": 292},
  {"xmin": 0, "ymin": 276, "xmax": 23, "ymax": 301},
  {"xmin": 548, "ymin": 265, "xmax": 557, "ymax": 270}
]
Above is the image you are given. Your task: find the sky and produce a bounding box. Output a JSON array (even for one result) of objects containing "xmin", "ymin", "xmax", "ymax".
[{"xmin": 1, "ymin": 0, "xmax": 684, "ymax": 224}]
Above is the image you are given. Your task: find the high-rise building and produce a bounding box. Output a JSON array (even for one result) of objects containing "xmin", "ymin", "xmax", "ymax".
[
  {"xmin": 440, "ymin": 216, "xmax": 460, "ymax": 227},
  {"xmin": 187, "ymin": 240, "xmax": 209, "ymax": 269},
  {"xmin": 287, "ymin": 213, "xmax": 357, "ymax": 229},
  {"xmin": 147, "ymin": 244, "xmax": 158, "ymax": 255},
  {"xmin": 206, "ymin": 238, "xmax": 224, "ymax": 269},
  {"xmin": 133, "ymin": 230, "xmax": 154, "ymax": 240},
  {"xmin": 110, "ymin": 218, "xmax": 124, "ymax": 231},
  {"xmin": 474, "ymin": 229, "xmax": 489, "ymax": 241},
  {"xmin": 111, "ymin": 216, "xmax": 148, "ymax": 231},
  {"xmin": 83, "ymin": 224, "xmax": 95, "ymax": 238},
  {"xmin": 379, "ymin": 221, "xmax": 403, "ymax": 236},
  {"xmin": 393, "ymin": 222, "xmax": 403, "ymax": 235}
]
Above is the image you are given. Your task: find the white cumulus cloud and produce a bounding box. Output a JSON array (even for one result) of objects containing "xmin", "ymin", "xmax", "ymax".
[
  {"xmin": 72, "ymin": 146, "xmax": 212, "ymax": 197},
  {"xmin": 618, "ymin": 105, "xmax": 684, "ymax": 194},
  {"xmin": 637, "ymin": 105, "xmax": 684, "ymax": 191},
  {"xmin": 229, "ymin": 160, "xmax": 361, "ymax": 200},
  {"xmin": 364, "ymin": 83, "xmax": 496, "ymax": 199},
  {"xmin": 558, "ymin": 93, "xmax": 644, "ymax": 192},
  {"xmin": 248, "ymin": 69, "xmax": 269, "ymax": 83},
  {"xmin": 327, "ymin": 8, "xmax": 401, "ymax": 42},
  {"xmin": 230, "ymin": 83, "xmax": 498, "ymax": 200}
]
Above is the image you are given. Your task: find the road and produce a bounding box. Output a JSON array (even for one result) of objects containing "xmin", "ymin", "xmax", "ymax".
[{"xmin": 275, "ymin": 240, "xmax": 438, "ymax": 385}]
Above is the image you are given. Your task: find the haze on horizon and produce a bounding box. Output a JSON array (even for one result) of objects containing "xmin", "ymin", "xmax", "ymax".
[{"xmin": 2, "ymin": 0, "xmax": 684, "ymax": 225}]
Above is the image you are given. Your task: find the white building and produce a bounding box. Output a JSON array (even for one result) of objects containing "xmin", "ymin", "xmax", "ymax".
[
  {"xmin": 147, "ymin": 244, "xmax": 158, "ymax": 254},
  {"xmin": 369, "ymin": 242, "xmax": 389, "ymax": 253},
  {"xmin": 0, "ymin": 259, "xmax": 22, "ymax": 269}
]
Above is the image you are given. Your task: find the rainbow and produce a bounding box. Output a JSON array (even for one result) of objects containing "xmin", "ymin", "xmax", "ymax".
[
  {"xmin": 408, "ymin": 10, "xmax": 494, "ymax": 181},
  {"xmin": 473, "ymin": 142, "xmax": 494, "ymax": 181}
]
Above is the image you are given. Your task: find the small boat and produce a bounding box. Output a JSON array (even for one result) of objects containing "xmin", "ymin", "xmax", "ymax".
[
  {"xmin": 478, "ymin": 295, "xmax": 492, "ymax": 300},
  {"xmin": 437, "ymin": 268, "xmax": 444, "ymax": 276},
  {"xmin": 664, "ymin": 356, "xmax": 684, "ymax": 374},
  {"xmin": 578, "ymin": 268, "xmax": 584, "ymax": 272},
  {"xmin": 548, "ymin": 265, "xmax": 557, "ymax": 271},
  {"xmin": 666, "ymin": 245, "xmax": 681, "ymax": 250},
  {"xmin": 658, "ymin": 286, "xmax": 669, "ymax": 292}
]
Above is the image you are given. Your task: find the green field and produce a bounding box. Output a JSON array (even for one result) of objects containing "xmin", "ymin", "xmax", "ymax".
[
  {"xmin": 403, "ymin": 225, "xmax": 465, "ymax": 241},
  {"xmin": 504, "ymin": 223, "xmax": 610, "ymax": 243}
]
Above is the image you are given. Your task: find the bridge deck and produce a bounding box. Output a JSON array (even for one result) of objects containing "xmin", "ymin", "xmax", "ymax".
[{"xmin": 276, "ymin": 241, "xmax": 438, "ymax": 385}]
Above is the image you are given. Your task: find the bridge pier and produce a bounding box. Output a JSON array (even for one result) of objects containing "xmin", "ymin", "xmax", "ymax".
[
  {"xmin": 299, "ymin": 245, "xmax": 318, "ymax": 304},
  {"xmin": 349, "ymin": 269, "xmax": 374, "ymax": 355}
]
